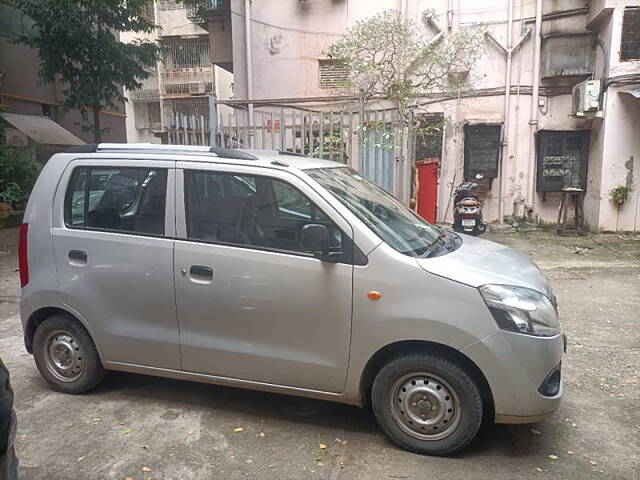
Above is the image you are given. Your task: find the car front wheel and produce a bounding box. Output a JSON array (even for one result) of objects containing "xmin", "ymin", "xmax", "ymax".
[{"xmin": 372, "ymin": 353, "xmax": 483, "ymax": 456}]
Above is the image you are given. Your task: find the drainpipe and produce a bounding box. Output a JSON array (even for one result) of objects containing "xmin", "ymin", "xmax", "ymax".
[
  {"xmin": 527, "ymin": 0, "xmax": 543, "ymax": 211},
  {"xmin": 244, "ymin": 0, "xmax": 254, "ymax": 147},
  {"xmin": 499, "ymin": 0, "xmax": 514, "ymax": 224},
  {"xmin": 447, "ymin": 0, "xmax": 454, "ymax": 31}
]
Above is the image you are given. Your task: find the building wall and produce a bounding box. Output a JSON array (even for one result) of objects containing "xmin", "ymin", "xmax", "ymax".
[
  {"xmin": 217, "ymin": 0, "xmax": 640, "ymax": 230},
  {"xmin": 0, "ymin": 37, "xmax": 126, "ymax": 144}
]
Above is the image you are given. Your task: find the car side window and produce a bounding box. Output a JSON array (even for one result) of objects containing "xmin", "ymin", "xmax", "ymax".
[
  {"xmin": 64, "ymin": 166, "xmax": 168, "ymax": 236},
  {"xmin": 184, "ymin": 170, "xmax": 345, "ymax": 255}
]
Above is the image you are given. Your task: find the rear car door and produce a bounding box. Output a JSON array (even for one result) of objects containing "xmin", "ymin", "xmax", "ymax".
[
  {"xmin": 51, "ymin": 159, "xmax": 180, "ymax": 369},
  {"xmin": 174, "ymin": 162, "xmax": 354, "ymax": 393}
]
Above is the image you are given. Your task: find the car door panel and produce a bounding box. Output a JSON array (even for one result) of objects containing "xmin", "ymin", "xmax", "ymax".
[
  {"xmin": 174, "ymin": 164, "xmax": 354, "ymax": 393},
  {"xmin": 51, "ymin": 160, "xmax": 180, "ymax": 370}
]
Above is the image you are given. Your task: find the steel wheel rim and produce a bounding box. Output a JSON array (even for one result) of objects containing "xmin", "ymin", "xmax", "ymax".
[
  {"xmin": 390, "ymin": 372, "xmax": 462, "ymax": 441},
  {"xmin": 42, "ymin": 330, "xmax": 84, "ymax": 382}
]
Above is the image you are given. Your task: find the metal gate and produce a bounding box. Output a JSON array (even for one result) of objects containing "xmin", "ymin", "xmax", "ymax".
[{"xmin": 165, "ymin": 97, "xmax": 415, "ymax": 203}]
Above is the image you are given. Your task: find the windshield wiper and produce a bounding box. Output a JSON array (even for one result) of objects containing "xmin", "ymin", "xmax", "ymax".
[{"xmin": 415, "ymin": 229, "xmax": 447, "ymax": 258}]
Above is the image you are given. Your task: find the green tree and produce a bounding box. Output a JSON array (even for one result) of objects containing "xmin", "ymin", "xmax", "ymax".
[
  {"xmin": 327, "ymin": 10, "xmax": 485, "ymax": 115},
  {"xmin": 14, "ymin": 0, "xmax": 160, "ymax": 142}
]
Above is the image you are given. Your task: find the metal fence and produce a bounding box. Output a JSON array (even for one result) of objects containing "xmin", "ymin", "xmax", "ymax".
[{"xmin": 165, "ymin": 98, "xmax": 416, "ymax": 203}]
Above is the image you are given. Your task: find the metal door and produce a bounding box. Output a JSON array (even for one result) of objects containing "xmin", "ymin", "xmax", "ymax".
[{"xmin": 417, "ymin": 159, "xmax": 439, "ymax": 223}]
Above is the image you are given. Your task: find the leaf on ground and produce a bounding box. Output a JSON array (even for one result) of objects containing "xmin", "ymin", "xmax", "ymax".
[
  {"xmin": 123, "ymin": 428, "xmax": 133, "ymax": 435},
  {"xmin": 530, "ymin": 428, "xmax": 541, "ymax": 435},
  {"xmin": 142, "ymin": 466, "xmax": 152, "ymax": 472},
  {"xmin": 234, "ymin": 427, "xmax": 244, "ymax": 432},
  {"xmin": 567, "ymin": 450, "xmax": 575, "ymax": 455},
  {"xmin": 246, "ymin": 459, "xmax": 253, "ymax": 464},
  {"xmin": 589, "ymin": 460, "xmax": 598, "ymax": 466},
  {"xmin": 536, "ymin": 467, "xmax": 544, "ymax": 472},
  {"xmin": 319, "ymin": 443, "xmax": 327, "ymax": 449},
  {"xmin": 548, "ymin": 454, "xmax": 559, "ymax": 460},
  {"xmin": 258, "ymin": 432, "xmax": 265, "ymax": 437},
  {"xmin": 141, "ymin": 445, "xmax": 149, "ymax": 449},
  {"xmin": 268, "ymin": 464, "xmax": 275, "ymax": 469},
  {"xmin": 118, "ymin": 421, "xmax": 127, "ymax": 425},
  {"xmin": 77, "ymin": 456, "xmax": 85, "ymax": 462}
]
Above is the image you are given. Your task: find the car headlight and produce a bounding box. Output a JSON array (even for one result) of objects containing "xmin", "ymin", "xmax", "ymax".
[{"xmin": 479, "ymin": 284, "xmax": 560, "ymax": 337}]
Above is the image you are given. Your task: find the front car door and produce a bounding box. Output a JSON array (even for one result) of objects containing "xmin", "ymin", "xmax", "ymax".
[
  {"xmin": 52, "ymin": 159, "xmax": 180, "ymax": 369},
  {"xmin": 174, "ymin": 162, "xmax": 354, "ymax": 393}
]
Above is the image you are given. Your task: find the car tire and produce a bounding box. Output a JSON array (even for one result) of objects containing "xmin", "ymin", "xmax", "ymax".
[
  {"xmin": 372, "ymin": 353, "xmax": 483, "ymax": 456},
  {"xmin": 33, "ymin": 313, "xmax": 105, "ymax": 394}
]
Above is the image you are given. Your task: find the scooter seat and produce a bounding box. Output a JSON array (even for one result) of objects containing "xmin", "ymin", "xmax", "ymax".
[{"xmin": 457, "ymin": 198, "xmax": 480, "ymax": 206}]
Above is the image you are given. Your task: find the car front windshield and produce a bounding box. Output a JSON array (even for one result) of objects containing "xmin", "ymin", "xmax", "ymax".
[{"xmin": 308, "ymin": 167, "xmax": 442, "ymax": 256}]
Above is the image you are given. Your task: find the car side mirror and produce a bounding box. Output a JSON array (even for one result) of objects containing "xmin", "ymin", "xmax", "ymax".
[{"xmin": 301, "ymin": 223, "xmax": 329, "ymax": 258}]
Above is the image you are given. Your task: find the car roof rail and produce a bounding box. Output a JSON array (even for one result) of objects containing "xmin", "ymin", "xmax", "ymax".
[{"xmin": 65, "ymin": 143, "xmax": 258, "ymax": 160}]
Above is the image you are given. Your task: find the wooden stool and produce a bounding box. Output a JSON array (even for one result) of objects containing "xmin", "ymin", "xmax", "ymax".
[{"xmin": 557, "ymin": 188, "xmax": 585, "ymax": 236}]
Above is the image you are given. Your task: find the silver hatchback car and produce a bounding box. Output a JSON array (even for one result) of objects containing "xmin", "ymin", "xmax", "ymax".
[{"xmin": 19, "ymin": 144, "xmax": 564, "ymax": 455}]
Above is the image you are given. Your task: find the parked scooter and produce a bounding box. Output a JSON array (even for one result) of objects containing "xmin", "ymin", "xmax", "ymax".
[{"xmin": 452, "ymin": 175, "xmax": 486, "ymax": 236}]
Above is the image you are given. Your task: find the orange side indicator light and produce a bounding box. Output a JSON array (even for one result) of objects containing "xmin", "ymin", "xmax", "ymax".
[{"xmin": 367, "ymin": 290, "xmax": 383, "ymax": 300}]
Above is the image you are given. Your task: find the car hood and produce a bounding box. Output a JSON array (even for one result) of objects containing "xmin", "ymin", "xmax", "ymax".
[{"xmin": 416, "ymin": 234, "xmax": 553, "ymax": 298}]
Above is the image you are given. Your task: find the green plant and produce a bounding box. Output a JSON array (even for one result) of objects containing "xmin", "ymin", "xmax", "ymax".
[
  {"xmin": 14, "ymin": 0, "xmax": 160, "ymax": 142},
  {"xmin": 609, "ymin": 185, "xmax": 633, "ymax": 205}
]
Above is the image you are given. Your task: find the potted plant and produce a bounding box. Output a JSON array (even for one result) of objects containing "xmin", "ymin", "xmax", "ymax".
[{"xmin": 609, "ymin": 185, "xmax": 633, "ymax": 205}]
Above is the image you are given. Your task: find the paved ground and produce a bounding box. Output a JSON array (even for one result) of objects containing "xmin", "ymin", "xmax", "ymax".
[{"xmin": 0, "ymin": 227, "xmax": 638, "ymax": 480}]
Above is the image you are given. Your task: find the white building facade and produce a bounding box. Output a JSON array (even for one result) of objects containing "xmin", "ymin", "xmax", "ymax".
[
  {"xmin": 192, "ymin": 0, "xmax": 639, "ymax": 231},
  {"xmin": 121, "ymin": 0, "xmax": 233, "ymax": 145}
]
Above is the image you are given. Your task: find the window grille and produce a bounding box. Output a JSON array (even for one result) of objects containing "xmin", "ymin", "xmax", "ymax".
[
  {"xmin": 463, "ymin": 124, "xmax": 501, "ymax": 180},
  {"xmin": 318, "ymin": 60, "xmax": 349, "ymax": 89},
  {"xmin": 621, "ymin": 7, "xmax": 640, "ymax": 61},
  {"xmin": 158, "ymin": 1, "xmax": 183, "ymax": 11},
  {"xmin": 147, "ymin": 102, "xmax": 162, "ymax": 130},
  {"xmin": 162, "ymin": 38, "xmax": 212, "ymax": 69},
  {"xmin": 536, "ymin": 131, "xmax": 589, "ymax": 192}
]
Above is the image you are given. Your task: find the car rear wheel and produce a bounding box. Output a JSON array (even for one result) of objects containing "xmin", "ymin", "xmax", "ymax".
[
  {"xmin": 372, "ymin": 353, "xmax": 483, "ymax": 456},
  {"xmin": 33, "ymin": 314, "xmax": 105, "ymax": 394}
]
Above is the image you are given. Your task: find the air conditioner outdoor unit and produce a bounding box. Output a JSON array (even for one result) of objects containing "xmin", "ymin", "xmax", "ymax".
[
  {"xmin": 188, "ymin": 81, "xmax": 207, "ymax": 94},
  {"xmin": 572, "ymin": 79, "xmax": 603, "ymax": 117}
]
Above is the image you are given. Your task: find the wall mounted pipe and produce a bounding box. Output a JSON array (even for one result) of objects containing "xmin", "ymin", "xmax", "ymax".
[
  {"xmin": 526, "ymin": 0, "xmax": 543, "ymax": 210},
  {"xmin": 244, "ymin": 0, "xmax": 254, "ymax": 148}
]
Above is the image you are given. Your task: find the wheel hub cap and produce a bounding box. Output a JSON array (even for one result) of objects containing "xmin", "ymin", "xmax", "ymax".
[
  {"xmin": 391, "ymin": 373, "xmax": 461, "ymax": 441},
  {"xmin": 44, "ymin": 331, "xmax": 84, "ymax": 382}
]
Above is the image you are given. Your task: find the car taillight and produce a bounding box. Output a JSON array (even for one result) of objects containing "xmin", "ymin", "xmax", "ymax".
[{"xmin": 18, "ymin": 223, "xmax": 28, "ymax": 287}]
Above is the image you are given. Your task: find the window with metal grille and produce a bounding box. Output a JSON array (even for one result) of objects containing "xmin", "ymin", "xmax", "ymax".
[
  {"xmin": 463, "ymin": 124, "xmax": 501, "ymax": 180},
  {"xmin": 162, "ymin": 38, "xmax": 211, "ymax": 69},
  {"xmin": 318, "ymin": 60, "xmax": 348, "ymax": 89},
  {"xmin": 621, "ymin": 7, "xmax": 640, "ymax": 61},
  {"xmin": 536, "ymin": 131, "xmax": 589, "ymax": 192},
  {"xmin": 158, "ymin": 0, "xmax": 183, "ymax": 11},
  {"xmin": 147, "ymin": 102, "xmax": 161, "ymax": 130}
]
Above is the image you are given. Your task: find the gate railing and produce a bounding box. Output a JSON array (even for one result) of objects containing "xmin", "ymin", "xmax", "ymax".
[{"xmin": 166, "ymin": 97, "xmax": 415, "ymax": 204}]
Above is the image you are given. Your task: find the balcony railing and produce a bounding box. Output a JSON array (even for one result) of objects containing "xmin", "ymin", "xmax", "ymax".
[
  {"xmin": 186, "ymin": 0, "xmax": 231, "ymax": 24},
  {"xmin": 128, "ymin": 73, "xmax": 161, "ymax": 101},
  {"xmin": 160, "ymin": 68, "xmax": 214, "ymax": 97}
]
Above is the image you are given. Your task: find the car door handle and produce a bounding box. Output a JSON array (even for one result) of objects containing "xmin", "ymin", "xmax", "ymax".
[
  {"xmin": 189, "ymin": 265, "xmax": 213, "ymax": 278},
  {"xmin": 68, "ymin": 250, "xmax": 87, "ymax": 265}
]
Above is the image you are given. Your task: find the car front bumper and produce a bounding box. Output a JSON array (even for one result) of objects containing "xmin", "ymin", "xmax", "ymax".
[{"xmin": 462, "ymin": 330, "xmax": 565, "ymax": 423}]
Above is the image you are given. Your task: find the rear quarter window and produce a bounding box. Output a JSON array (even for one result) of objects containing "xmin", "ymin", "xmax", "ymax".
[{"xmin": 64, "ymin": 166, "xmax": 168, "ymax": 236}]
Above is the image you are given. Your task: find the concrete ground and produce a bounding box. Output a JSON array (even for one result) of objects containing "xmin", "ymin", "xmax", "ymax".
[{"xmin": 0, "ymin": 227, "xmax": 638, "ymax": 480}]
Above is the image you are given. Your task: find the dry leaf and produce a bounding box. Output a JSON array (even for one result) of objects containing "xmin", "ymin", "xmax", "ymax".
[
  {"xmin": 141, "ymin": 445, "xmax": 149, "ymax": 450},
  {"xmin": 567, "ymin": 450, "xmax": 575, "ymax": 455},
  {"xmin": 246, "ymin": 459, "xmax": 253, "ymax": 464},
  {"xmin": 118, "ymin": 421, "xmax": 127, "ymax": 426},
  {"xmin": 123, "ymin": 428, "xmax": 133, "ymax": 435},
  {"xmin": 142, "ymin": 467, "xmax": 152, "ymax": 472},
  {"xmin": 589, "ymin": 460, "xmax": 598, "ymax": 466},
  {"xmin": 77, "ymin": 456, "xmax": 85, "ymax": 462},
  {"xmin": 536, "ymin": 468, "xmax": 543, "ymax": 472},
  {"xmin": 548, "ymin": 454, "xmax": 558, "ymax": 460},
  {"xmin": 319, "ymin": 443, "xmax": 327, "ymax": 449},
  {"xmin": 268, "ymin": 464, "xmax": 275, "ymax": 469},
  {"xmin": 234, "ymin": 427, "xmax": 244, "ymax": 433}
]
